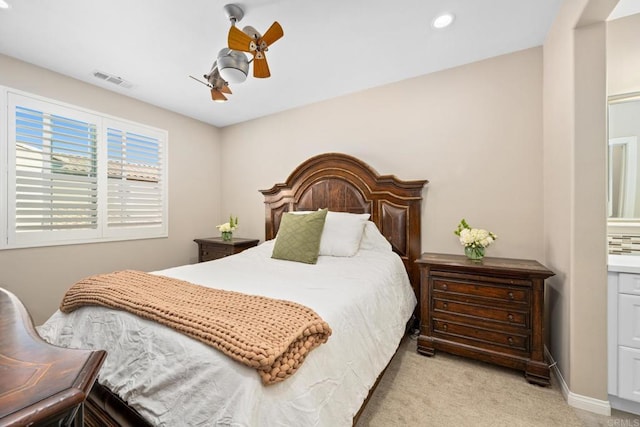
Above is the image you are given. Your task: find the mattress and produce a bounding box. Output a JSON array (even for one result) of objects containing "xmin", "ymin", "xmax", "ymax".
[{"xmin": 38, "ymin": 240, "xmax": 416, "ymax": 426}]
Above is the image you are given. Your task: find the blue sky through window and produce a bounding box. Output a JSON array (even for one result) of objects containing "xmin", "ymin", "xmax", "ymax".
[
  {"xmin": 16, "ymin": 106, "xmax": 96, "ymax": 160},
  {"xmin": 107, "ymin": 128, "xmax": 160, "ymax": 166}
]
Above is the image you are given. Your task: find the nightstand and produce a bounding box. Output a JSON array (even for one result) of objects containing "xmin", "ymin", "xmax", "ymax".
[
  {"xmin": 416, "ymin": 253, "xmax": 554, "ymax": 385},
  {"xmin": 194, "ymin": 237, "xmax": 259, "ymax": 262}
]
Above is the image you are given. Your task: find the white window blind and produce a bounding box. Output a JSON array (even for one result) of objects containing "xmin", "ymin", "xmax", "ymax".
[
  {"xmin": 3, "ymin": 89, "xmax": 168, "ymax": 249},
  {"xmin": 14, "ymin": 106, "xmax": 99, "ymax": 233},
  {"xmin": 106, "ymin": 122, "xmax": 165, "ymax": 232}
]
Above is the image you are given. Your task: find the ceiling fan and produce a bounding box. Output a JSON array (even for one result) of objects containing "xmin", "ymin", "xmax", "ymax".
[{"xmin": 189, "ymin": 4, "xmax": 283, "ymax": 103}]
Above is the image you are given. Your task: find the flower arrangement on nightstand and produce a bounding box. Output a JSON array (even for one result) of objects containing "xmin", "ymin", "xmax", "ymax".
[
  {"xmin": 454, "ymin": 218, "xmax": 497, "ymax": 261},
  {"xmin": 216, "ymin": 215, "xmax": 238, "ymax": 241}
]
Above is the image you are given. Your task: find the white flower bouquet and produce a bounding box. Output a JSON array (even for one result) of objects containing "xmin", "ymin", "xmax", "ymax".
[
  {"xmin": 216, "ymin": 217, "xmax": 238, "ymax": 233},
  {"xmin": 454, "ymin": 219, "xmax": 497, "ymax": 260},
  {"xmin": 217, "ymin": 215, "xmax": 238, "ymax": 240}
]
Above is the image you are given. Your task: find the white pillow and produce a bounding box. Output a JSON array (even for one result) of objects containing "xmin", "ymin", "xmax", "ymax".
[
  {"xmin": 359, "ymin": 221, "xmax": 392, "ymax": 252},
  {"xmin": 287, "ymin": 210, "xmax": 370, "ymax": 256},
  {"xmin": 319, "ymin": 211, "xmax": 370, "ymax": 257}
]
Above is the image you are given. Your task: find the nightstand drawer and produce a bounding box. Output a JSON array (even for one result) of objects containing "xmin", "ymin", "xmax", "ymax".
[
  {"xmin": 433, "ymin": 278, "xmax": 530, "ymax": 304},
  {"xmin": 432, "ymin": 318, "xmax": 529, "ymax": 352},
  {"xmin": 194, "ymin": 237, "xmax": 259, "ymax": 263},
  {"xmin": 200, "ymin": 247, "xmax": 232, "ymax": 262},
  {"xmin": 433, "ymin": 298, "xmax": 529, "ymax": 328}
]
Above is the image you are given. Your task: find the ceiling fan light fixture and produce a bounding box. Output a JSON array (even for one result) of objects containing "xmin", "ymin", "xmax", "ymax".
[
  {"xmin": 217, "ymin": 48, "xmax": 249, "ymax": 83},
  {"xmin": 432, "ymin": 12, "xmax": 455, "ymax": 29},
  {"xmin": 219, "ymin": 67, "xmax": 247, "ymax": 84}
]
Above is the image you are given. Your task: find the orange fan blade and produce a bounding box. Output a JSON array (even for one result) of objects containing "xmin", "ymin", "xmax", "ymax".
[
  {"xmin": 261, "ymin": 21, "xmax": 283, "ymax": 46},
  {"xmin": 228, "ymin": 25, "xmax": 254, "ymax": 52},
  {"xmin": 253, "ymin": 56, "xmax": 271, "ymax": 78},
  {"xmin": 211, "ymin": 88, "xmax": 228, "ymax": 102},
  {"xmin": 220, "ymin": 85, "xmax": 232, "ymax": 95}
]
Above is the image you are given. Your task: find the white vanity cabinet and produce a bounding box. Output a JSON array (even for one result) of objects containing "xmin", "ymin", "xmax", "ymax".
[{"xmin": 608, "ymin": 256, "xmax": 640, "ymax": 414}]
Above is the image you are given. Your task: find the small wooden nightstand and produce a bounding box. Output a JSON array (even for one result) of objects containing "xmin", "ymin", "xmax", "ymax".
[
  {"xmin": 194, "ymin": 237, "xmax": 259, "ymax": 262},
  {"xmin": 416, "ymin": 253, "xmax": 554, "ymax": 385}
]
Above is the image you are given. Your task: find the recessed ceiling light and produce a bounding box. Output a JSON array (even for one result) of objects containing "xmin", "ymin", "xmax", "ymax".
[
  {"xmin": 433, "ymin": 13, "xmax": 455, "ymax": 29},
  {"xmin": 0, "ymin": 0, "xmax": 10, "ymax": 9}
]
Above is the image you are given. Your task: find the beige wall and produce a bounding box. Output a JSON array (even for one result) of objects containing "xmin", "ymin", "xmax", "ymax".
[
  {"xmin": 0, "ymin": 54, "xmax": 223, "ymax": 324},
  {"xmin": 608, "ymin": 13, "xmax": 640, "ymax": 96},
  {"xmin": 542, "ymin": 0, "xmax": 576, "ymax": 390},
  {"xmin": 220, "ymin": 48, "xmax": 545, "ymax": 264},
  {"xmin": 543, "ymin": 0, "xmax": 615, "ymax": 405}
]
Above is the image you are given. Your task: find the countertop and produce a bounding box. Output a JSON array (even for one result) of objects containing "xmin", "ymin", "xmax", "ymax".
[{"xmin": 608, "ymin": 254, "xmax": 640, "ymax": 273}]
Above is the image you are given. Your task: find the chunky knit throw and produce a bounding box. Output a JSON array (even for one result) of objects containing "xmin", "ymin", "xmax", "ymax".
[{"xmin": 60, "ymin": 270, "xmax": 332, "ymax": 385}]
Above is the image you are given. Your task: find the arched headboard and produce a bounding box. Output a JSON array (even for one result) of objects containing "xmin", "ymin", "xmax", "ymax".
[{"xmin": 260, "ymin": 153, "xmax": 427, "ymax": 297}]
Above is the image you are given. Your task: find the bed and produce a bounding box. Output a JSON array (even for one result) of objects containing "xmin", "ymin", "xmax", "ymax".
[{"xmin": 37, "ymin": 152, "xmax": 427, "ymax": 426}]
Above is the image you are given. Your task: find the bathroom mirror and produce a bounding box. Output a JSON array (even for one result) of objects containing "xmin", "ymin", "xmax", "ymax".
[{"xmin": 608, "ymin": 92, "xmax": 640, "ymax": 231}]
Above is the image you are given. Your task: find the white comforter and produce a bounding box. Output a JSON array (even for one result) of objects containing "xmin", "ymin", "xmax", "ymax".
[{"xmin": 38, "ymin": 241, "xmax": 416, "ymax": 427}]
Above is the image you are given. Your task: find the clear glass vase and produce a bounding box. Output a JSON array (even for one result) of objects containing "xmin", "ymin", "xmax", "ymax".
[
  {"xmin": 221, "ymin": 231, "xmax": 233, "ymax": 241},
  {"xmin": 464, "ymin": 246, "xmax": 485, "ymax": 261}
]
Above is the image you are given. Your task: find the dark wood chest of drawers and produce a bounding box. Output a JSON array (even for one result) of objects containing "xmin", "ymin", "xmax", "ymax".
[
  {"xmin": 0, "ymin": 288, "xmax": 105, "ymax": 426},
  {"xmin": 194, "ymin": 237, "xmax": 259, "ymax": 262},
  {"xmin": 416, "ymin": 253, "xmax": 554, "ymax": 385}
]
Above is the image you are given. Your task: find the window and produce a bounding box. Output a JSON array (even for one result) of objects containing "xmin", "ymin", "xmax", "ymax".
[{"xmin": 1, "ymin": 88, "xmax": 168, "ymax": 249}]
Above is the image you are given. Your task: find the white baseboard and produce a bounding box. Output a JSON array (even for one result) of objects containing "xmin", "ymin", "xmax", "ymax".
[{"xmin": 545, "ymin": 347, "xmax": 612, "ymax": 416}]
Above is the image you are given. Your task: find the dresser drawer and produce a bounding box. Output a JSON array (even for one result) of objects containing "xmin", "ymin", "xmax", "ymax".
[
  {"xmin": 618, "ymin": 346, "xmax": 640, "ymax": 402},
  {"xmin": 432, "ymin": 278, "xmax": 530, "ymax": 304},
  {"xmin": 620, "ymin": 273, "xmax": 640, "ymax": 296},
  {"xmin": 433, "ymin": 298, "xmax": 529, "ymax": 328},
  {"xmin": 619, "ymin": 293, "xmax": 640, "ymax": 349},
  {"xmin": 432, "ymin": 318, "xmax": 529, "ymax": 352}
]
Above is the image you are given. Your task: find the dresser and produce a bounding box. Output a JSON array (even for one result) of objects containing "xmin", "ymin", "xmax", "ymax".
[
  {"xmin": 0, "ymin": 288, "xmax": 106, "ymax": 426},
  {"xmin": 194, "ymin": 236, "xmax": 259, "ymax": 262},
  {"xmin": 416, "ymin": 253, "xmax": 554, "ymax": 386}
]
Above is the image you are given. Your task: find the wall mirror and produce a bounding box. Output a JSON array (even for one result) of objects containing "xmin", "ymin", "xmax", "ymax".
[{"xmin": 608, "ymin": 92, "xmax": 640, "ymax": 233}]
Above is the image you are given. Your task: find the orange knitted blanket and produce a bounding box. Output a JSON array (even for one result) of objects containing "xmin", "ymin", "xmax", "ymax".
[{"xmin": 59, "ymin": 270, "xmax": 332, "ymax": 385}]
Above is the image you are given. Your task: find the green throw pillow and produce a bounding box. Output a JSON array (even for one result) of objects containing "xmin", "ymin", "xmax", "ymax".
[{"xmin": 271, "ymin": 209, "xmax": 328, "ymax": 264}]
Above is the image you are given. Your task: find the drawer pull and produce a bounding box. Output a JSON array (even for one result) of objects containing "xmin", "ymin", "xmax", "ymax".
[
  {"xmin": 443, "ymin": 302, "xmax": 448, "ymax": 310},
  {"xmin": 507, "ymin": 314, "xmax": 514, "ymax": 321},
  {"xmin": 442, "ymin": 324, "xmax": 448, "ymax": 331},
  {"xmin": 508, "ymin": 292, "xmax": 514, "ymax": 300},
  {"xmin": 442, "ymin": 284, "xmax": 448, "ymax": 291},
  {"xmin": 507, "ymin": 337, "xmax": 514, "ymax": 346}
]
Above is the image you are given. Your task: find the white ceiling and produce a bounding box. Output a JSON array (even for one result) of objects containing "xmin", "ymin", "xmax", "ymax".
[{"xmin": 0, "ymin": 1, "xmax": 634, "ymax": 128}]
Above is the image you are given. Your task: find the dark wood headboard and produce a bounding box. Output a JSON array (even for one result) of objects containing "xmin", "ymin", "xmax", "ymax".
[{"xmin": 260, "ymin": 152, "xmax": 427, "ymax": 297}]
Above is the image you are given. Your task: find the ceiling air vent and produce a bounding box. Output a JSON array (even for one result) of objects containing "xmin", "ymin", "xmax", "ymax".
[{"xmin": 92, "ymin": 70, "xmax": 133, "ymax": 89}]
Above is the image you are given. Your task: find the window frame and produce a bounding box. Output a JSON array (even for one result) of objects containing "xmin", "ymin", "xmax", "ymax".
[{"xmin": 1, "ymin": 86, "xmax": 169, "ymax": 250}]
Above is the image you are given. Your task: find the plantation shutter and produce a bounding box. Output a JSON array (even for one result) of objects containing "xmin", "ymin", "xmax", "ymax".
[
  {"xmin": 106, "ymin": 123, "xmax": 166, "ymax": 232},
  {"xmin": 12, "ymin": 103, "xmax": 99, "ymax": 240},
  {"xmin": 5, "ymin": 90, "xmax": 168, "ymax": 249}
]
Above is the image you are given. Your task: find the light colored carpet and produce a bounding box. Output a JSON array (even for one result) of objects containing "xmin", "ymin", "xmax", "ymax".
[{"xmin": 356, "ymin": 337, "xmax": 640, "ymax": 427}]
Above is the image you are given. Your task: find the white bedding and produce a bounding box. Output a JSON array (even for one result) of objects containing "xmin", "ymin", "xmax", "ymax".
[{"xmin": 38, "ymin": 240, "xmax": 416, "ymax": 427}]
